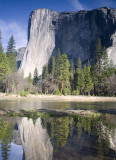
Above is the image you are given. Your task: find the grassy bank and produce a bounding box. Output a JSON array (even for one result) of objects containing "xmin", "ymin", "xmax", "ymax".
[{"xmin": 0, "ymin": 92, "xmax": 116, "ymax": 102}]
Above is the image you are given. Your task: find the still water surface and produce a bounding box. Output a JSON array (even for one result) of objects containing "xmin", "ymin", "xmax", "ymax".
[{"xmin": 0, "ymin": 99, "xmax": 116, "ymax": 160}]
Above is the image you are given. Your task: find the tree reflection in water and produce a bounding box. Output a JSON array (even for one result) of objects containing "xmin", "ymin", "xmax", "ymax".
[
  {"xmin": 0, "ymin": 113, "xmax": 116, "ymax": 160},
  {"xmin": 42, "ymin": 114, "xmax": 116, "ymax": 159},
  {"xmin": 0, "ymin": 120, "xmax": 14, "ymax": 160}
]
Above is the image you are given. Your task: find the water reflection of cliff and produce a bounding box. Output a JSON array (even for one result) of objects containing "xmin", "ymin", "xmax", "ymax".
[
  {"xmin": 0, "ymin": 114, "xmax": 116, "ymax": 160},
  {"xmin": 18, "ymin": 117, "xmax": 53, "ymax": 160}
]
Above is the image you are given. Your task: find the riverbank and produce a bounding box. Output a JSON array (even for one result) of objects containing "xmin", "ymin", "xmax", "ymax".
[{"xmin": 0, "ymin": 92, "xmax": 116, "ymax": 102}]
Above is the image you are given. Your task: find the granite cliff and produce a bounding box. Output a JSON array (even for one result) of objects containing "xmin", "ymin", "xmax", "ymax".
[
  {"xmin": 20, "ymin": 7, "xmax": 116, "ymax": 77},
  {"xmin": 16, "ymin": 47, "xmax": 26, "ymax": 69}
]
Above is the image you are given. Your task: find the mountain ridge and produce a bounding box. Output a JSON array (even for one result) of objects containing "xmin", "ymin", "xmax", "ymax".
[{"xmin": 20, "ymin": 7, "xmax": 116, "ymax": 77}]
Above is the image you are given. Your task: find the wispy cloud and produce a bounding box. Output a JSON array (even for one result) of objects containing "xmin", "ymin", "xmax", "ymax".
[
  {"xmin": 0, "ymin": 20, "xmax": 27, "ymax": 51},
  {"xmin": 69, "ymin": 0, "xmax": 84, "ymax": 10}
]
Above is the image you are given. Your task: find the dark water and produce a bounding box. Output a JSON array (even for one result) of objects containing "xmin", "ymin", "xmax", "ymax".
[
  {"xmin": 0, "ymin": 99, "xmax": 116, "ymax": 113},
  {"xmin": 0, "ymin": 100, "xmax": 116, "ymax": 160}
]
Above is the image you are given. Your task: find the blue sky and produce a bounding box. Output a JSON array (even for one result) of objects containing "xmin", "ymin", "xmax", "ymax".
[{"xmin": 0, "ymin": 0, "xmax": 116, "ymax": 50}]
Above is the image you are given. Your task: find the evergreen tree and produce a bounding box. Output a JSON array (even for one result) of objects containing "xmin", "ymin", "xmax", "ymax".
[
  {"xmin": 84, "ymin": 61, "xmax": 93, "ymax": 95},
  {"xmin": 55, "ymin": 48, "xmax": 61, "ymax": 79},
  {"xmin": 6, "ymin": 35, "xmax": 16, "ymax": 53},
  {"xmin": 107, "ymin": 59, "xmax": 115, "ymax": 76},
  {"xmin": 6, "ymin": 35, "xmax": 17, "ymax": 73},
  {"xmin": 42, "ymin": 65, "xmax": 48, "ymax": 80},
  {"xmin": 0, "ymin": 32, "xmax": 10, "ymax": 91},
  {"xmin": 0, "ymin": 49, "xmax": 10, "ymax": 78},
  {"xmin": 77, "ymin": 57, "xmax": 82, "ymax": 69},
  {"xmin": 91, "ymin": 38, "xmax": 103, "ymax": 95},
  {"xmin": 70, "ymin": 59, "xmax": 75, "ymax": 79},
  {"xmin": 0, "ymin": 30, "xmax": 3, "ymax": 52},
  {"xmin": 76, "ymin": 58, "xmax": 85, "ymax": 94},
  {"xmin": 83, "ymin": 65, "xmax": 87, "ymax": 77},
  {"xmin": 33, "ymin": 68, "xmax": 39, "ymax": 85},
  {"xmin": 70, "ymin": 60, "xmax": 75, "ymax": 90},
  {"xmin": 73, "ymin": 72, "xmax": 78, "ymax": 90},
  {"xmin": 59, "ymin": 53, "xmax": 69, "ymax": 93},
  {"xmin": 27, "ymin": 72, "xmax": 33, "ymax": 84},
  {"xmin": 77, "ymin": 68, "xmax": 85, "ymax": 94},
  {"xmin": 94, "ymin": 38, "xmax": 102, "ymax": 84},
  {"xmin": 102, "ymin": 47, "xmax": 109, "ymax": 78},
  {"xmin": 49, "ymin": 56, "xmax": 55, "ymax": 76},
  {"xmin": 0, "ymin": 30, "xmax": 10, "ymax": 78}
]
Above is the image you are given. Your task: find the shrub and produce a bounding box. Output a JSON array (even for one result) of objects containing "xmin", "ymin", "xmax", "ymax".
[
  {"xmin": 72, "ymin": 89, "xmax": 80, "ymax": 95},
  {"xmin": 19, "ymin": 90, "xmax": 29, "ymax": 97},
  {"xmin": 53, "ymin": 88, "xmax": 61, "ymax": 95},
  {"xmin": 35, "ymin": 92, "xmax": 39, "ymax": 95},
  {"xmin": 6, "ymin": 93, "xmax": 13, "ymax": 96},
  {"xmin": 63, "ymin": 87, "xmax": 71, "ymax": 96}
]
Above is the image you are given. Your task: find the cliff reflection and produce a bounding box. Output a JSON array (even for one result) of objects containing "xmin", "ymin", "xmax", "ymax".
[
  {"xmin": 0, "ymin": 114, "xmax": 116, "ymax": 160},
  {"xmin": 19, "ymin": 117, "xmax": 53, "ymax": 160}
]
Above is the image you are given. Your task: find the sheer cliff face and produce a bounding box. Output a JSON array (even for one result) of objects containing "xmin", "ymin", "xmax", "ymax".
[
  {"xmin": 20, "ymin": 7, "xmax": 116, "ymax": 77},
  {"xmin": 16, "ymin": 47, "xmax": 26, "ymax": 69}
]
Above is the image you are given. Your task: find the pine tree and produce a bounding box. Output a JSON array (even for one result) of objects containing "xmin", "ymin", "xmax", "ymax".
[
  {"xmin": 108, "ymin": 59, "xmax": 115, "ymax": 76},
  {"xmin": 59, "ymin": 53, "xmax": 69, "ymax": 93},
  {"xmin": 0, "ymin": 33, "xmax": 10, "ymax": 79},
  {"xmin": 77, "ymin": 69, "xmax": 85, "ymax": 94},
  {"xmin": 49, "ymin": 56, "xmax": 55, "ymax": 76},
  {"xmin": 84, "ymin": 61, "xmax": 93, "ymax": 95},
  {"xmin": 27, "ymin": 72, "xmax": 33, "ymax": 84},
  {"xmin": 83, "ymin": 65, "xmax": 87, "ymax": 75},
  {"xmin": 33, "ymin": 68, "xmax": 39, "ymax": 85},
  {"xmin": 0, "ymin": 30, "xmax": 3, "ymax": 52},
  {"xmin": 91, "ymin": 38, "xmax": 103, "ymax": 95},
  {"xmin": 0, "ymin": 31, "xmax": 10, "ymax": 91},
  {"xmin": 70, "ymin": 60, "xmax": 75, "ymax": 90},
  {"xmin": 77, "ymin": 57, "xmax": 82, "ymax": 69},
  {"xmin": 102, "ymin": 47, "xmax": 109, "ymax": 78},
  {"xmin": 6, "ymin": 35, "xmax": 16, "ymax": 53},
  {"xmin": 94, "ymin": 38, "xmax": 102, "ymax": 84},
  {"xmin": 73, "ymin": 72, "xmax": 78, "ymax": 90},
  {"xmin": 76, "ymin": 58, "xmax": 85, "ymax": 94},
  {"xmin": 0, "ymin": 51, "xmax": 10, "ymax": 78},
  {"xmin": 70, "ymin": 60, "xmax": 75, "ymax": 78},
  {"xmin": 55, "ymin": 48, "xmax": 61, "ymax": 79},
  {"xmin": 42, "ymin": 65, "xmax": 48, "ymax": 80},
  {"xmin": 6, "ymin": 35, "xmax": 17, "ymax": 73}
]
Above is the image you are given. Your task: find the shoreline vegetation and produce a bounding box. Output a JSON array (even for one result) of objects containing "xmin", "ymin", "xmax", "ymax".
[
  {"xmin": 0, "ymin": 92, "xmax": 116, "ymax": 102},
  {"xmin": 0, "ymin": 108, "xmax": 101, "ymax": 117},
  {"xmin": 0, "ymin": 32, "xmax": 116, "ymax": 97}
]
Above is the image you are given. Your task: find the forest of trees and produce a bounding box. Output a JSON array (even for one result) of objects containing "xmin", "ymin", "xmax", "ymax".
[
  {"xmin": 39, "ymin": 38, "xmax": 116, "ymax": 96},
  {"xmin": 0, "ymin": 29, "xmax": 116, "ymax": 96}
]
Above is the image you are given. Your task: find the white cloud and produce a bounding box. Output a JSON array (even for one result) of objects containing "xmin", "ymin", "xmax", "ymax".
[
  {"xmin": 0, "ymin": 20, "xmax": 27, "ymax": 51},
  {"xmin": 69, "ymin": 0, "xmax": 84, "ymax": 10}
]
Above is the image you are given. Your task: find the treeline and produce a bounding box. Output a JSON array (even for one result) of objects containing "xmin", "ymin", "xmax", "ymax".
[
  {"xmin": 0, "ymin": 31, "xmax": 18, "ymax": 92},
  {"xmin": 0, "ymin": 31, "xmax": 33, "ymax": 95},
  {"xmin": 0, "ymin": 30, "xmax": 116, "ymax": 96},
  {"xmin": 34, "ymin": 37, "xmax": 116, "ymax": 96}
]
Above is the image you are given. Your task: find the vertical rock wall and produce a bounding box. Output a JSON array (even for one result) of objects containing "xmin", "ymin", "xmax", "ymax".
[{"xmin": 20, "ymin": 7, "xmax": 116, "ymax": 77}]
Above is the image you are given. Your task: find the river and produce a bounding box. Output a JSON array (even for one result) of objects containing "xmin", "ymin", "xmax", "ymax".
[{"xmin": 0, "ymin": 99, "xmax": 116, "ymax": 160}]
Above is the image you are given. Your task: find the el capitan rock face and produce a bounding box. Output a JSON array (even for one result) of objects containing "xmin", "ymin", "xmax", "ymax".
[
  {"xmin": 16, "ymin": 47, "xmax": 26, "ymax": 69},
  {"xmin": 20, "ymin": 7, "xmax": 116, "ymax": 77}
]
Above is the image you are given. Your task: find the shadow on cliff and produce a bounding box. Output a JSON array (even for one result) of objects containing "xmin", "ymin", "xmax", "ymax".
[{"xmin": 50, "ymin": 7, "xmax": 116, "ymax": 65}]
